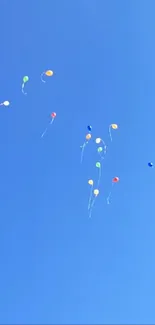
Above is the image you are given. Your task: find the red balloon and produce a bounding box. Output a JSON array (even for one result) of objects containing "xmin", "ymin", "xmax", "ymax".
[
  {"xmin": 112, "ymin": 177, "xmax": 119, "ymax": 183},
  {"xmin": 51, "ymin": 112, "xmax": 56, "ymax": 118}
]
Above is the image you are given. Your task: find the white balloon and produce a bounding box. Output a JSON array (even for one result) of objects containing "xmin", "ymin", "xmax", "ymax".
[
  {"xmin": 95, "ymin": 138, "xmax": 101, "ymax": 144},
  {"xmin": 3, "ymin": 101, "xmax": 10, "ymax": 106}
]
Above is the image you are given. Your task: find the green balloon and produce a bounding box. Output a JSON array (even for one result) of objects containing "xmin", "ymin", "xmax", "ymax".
[
  {"xmin": 23, "ymin": 76, "xmax": 29, "ymax": 83},
  {"xmin": 98, "ymin": 147, "xmax": 103, "ymax": 153},
  {"xmin": 96, "ymin": 162, "xmax": 101, "ymax": 168}
]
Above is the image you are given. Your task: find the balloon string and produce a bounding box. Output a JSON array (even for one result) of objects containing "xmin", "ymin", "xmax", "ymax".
[
  {"xmin": 88, "ymin": 196, "xmax": 97, "ymax": 218},
  {"xmin": 88, "ymin": 186, "xmax": 93, "ymax": 210},
  {"xmin": 99, "ymin": 152, "xmax": 105, "ymax": 160},
  {"xmin": 107, "ymin": 192, "xmax": 111, "ymax": 205},
  {"xmin": 101, "ymin": 140, "xmax": 107, "ymax": 159},
  {"xmin": 22, "ymin": 83, "xmax": 27, "ymax": 95},
  {"xmin": 22, "ymin": 88, "xmax": 27, "ymax": 95},
  {"xmin": 107, "ymin": 183, "xmax": 114, "ymax": 204},
  {"xmin": 80, "ymin": 141, "xmax": 88, "ymax": 164},
  {"xmin": 101, "ymin": 139, "xmax": 106, "ymax": 150},
  {"xmin": 41, "ymin": 72, "xmax": 45, "ymax": 83},
  {"xmin": 109, "ymin": 126, "xmax": 112, "ymax": 142},
  {"xmin": 103, "ymin": 144, "xmax": 107, "ymax": 155},
  {"xmin": 97, "ymin": 166, "xmax": 102, "ymax": 188},
  {"xmin": 99, "ymin": 153, "xmax": 103, "ymax": 160},
  {"xmin": 41, "ymin": 118, "xmax": 54, "ymax": 138},
  {"xmin": 50, "ymin": 118, "xmax": 54, "ymax": 125},
  {"xmin": 41, "ymin": 127, "xmax": 48, "ymax": 138}
]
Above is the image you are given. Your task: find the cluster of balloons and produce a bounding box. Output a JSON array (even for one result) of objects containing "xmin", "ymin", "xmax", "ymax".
[
  {"xmin": 19, "ymin": 70, "xmax": 56, "ymax": 139},
  {"xmin": 1, "ymin": 66, "xmax": 153, "ymax": 222},
  {"xmin": 95, "ymin": 137, "xmax": 107, "ymax": 160},
  {"xmin": 21, "ymin": 71, "xmax": 56, "ymax": 138},
  {"xmin": 0, "ymin": 69, "xmax": 55, "ymax": 115},
  {"xmin": 88, "ymin": 179, "xmax": 99, "ymax": 217},
  {"xmin": 21, "ymin": 70, "xmax": 54, "ymax": 95},
  {"xmin": 81, "ymin": 124, "xmax": 120, "ymax": 217}
]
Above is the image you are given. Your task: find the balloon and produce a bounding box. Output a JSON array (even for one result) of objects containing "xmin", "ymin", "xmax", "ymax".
[
  {"xmin": 112, "ymin": 177, "xmax": 119, "ymax": 183},
  {"xmin": 87, "ymin": 125, "xmax": 92, "ymax": 131},
  {"xmin": 41, "ymin": 112, "xmax": 57, "ymax": 138},
  {"xmin": 0, "ymin": 100, "xmax": 10, "ymax": 107},
  {"xmin": 23, "ymin": 76, "xmax": 29, "ymax": 83},
  {"xmin": 22, "ymin": 76, "xmax": 29, "ymax": 95},
  {"xmin": 94, "ymin": 189, "xmax": 99, "ymax": 196},
  {"xmin": 148, "ymin": 162, "xmax": 153, "ymax": 167},
  {"xmin": 88, "ymin": 179, "xmax": 94, "ymax": 210},
  {"xmin": 81, "ymin": 134, "xmax": 91, "ymax": 163},
  {"xmin": 86, "ymin": 133, "xmax": 91, "ymax": 140},
  {"xmin": 51, "ymin": 112, "xmax": 56, "ymax": 118},
  {"xmin": 96, "ymin": 138, "xmax": 101, "ymax": 144},
  {"xmin": 96, "ymin": 162, "xmax": 101, "ymax": 168},
  {"xmin": 96, "ymin": 138, "xmax": 107, "ymax": 158},
  {"xmin": 4, "ymin": 101, "xmax": 9, "ymax": 106},
  {"xmin": 97, "ymin": 146, "xmax": 105, "ymax": 160},
  {"xmin": 45, "ymin": 70, "xmax": 54, "ymax": 76},
  {"xmin": 109, "ymin": 124, "xmax": 118, "ymax": 141},
  {"xmin": 88, "ymin": 188, "xmax": 99, "ymax": 217},
  {"xmin": 88, "ymin": 188, "xmax": 100, "ymax": 217},
  {"xmin": 111, "ymin": 124, "xmax": 118, "ymax": 129},
  {"xmin": 98, "ymin": 147, "xmax": 103, "ymax": 153},
  {"xmin": 96, "ymin": 162, "xmax": 102, "ymax": 187},
  {"xmin": 41, "ymin": 70, "xmax": 54, "ymax": 82},
  {"xmin": 107, "ymin": 177, "xmax": 119, "ymax": 204}
]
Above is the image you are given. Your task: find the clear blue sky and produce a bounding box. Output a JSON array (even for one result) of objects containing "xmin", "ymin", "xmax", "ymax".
[{"xmin": 0, "ymin": 0, "xmax": 155, "ymax": 324}]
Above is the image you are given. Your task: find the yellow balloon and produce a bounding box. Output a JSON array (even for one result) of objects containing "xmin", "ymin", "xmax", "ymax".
[
  {"xmin": 88, "ymin": 179, "xmax": 93, "ymax": 185},
  {"xmin": 45, "ymin": 70, "xmax": 54, "ymax": 77},
  {"xmin": 86, "ymin": 133, "xmax": 91, "ymax": 140},
  {"xmin": 94, "ymin": 189, "xmax": 99, "ymax": 196},
  {"xmin": 111, "ymin": 124, "xmax": 118, "ymax": 130},
  {"xmin": 95, "ymin": 138, "xmax": 101, "ymax": 144}
]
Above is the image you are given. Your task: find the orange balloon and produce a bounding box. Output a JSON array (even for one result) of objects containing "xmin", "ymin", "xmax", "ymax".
[
  {"xmin": 45, "ymin": 70, "xmax": 54, "ymax": 77},
  {"xmin": 86, "ymin": 133, "xmax": 91, "ymax": 140}
]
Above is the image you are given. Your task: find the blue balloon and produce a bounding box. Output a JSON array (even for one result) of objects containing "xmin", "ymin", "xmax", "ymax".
[
  {"xmin": 148, "ymin": 162, "xmax": 153, "ymax": 167},
  {"xmin": 87, "ymin": 125, "xmax": 92, "ymax": 131}
]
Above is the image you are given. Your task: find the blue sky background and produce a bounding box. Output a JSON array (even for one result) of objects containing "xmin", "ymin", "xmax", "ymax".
[{"xmin": 0, "ymin": 0, "xmax": 155, "ymax": 324}]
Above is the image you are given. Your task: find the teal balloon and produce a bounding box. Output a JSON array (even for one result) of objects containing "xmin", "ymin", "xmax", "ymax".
[
  {"xmin": 98, "ymin": 147, "xmax": 103, "ymax": 153},
  {"xmin": 23, "ymin": 76, "xmax": 29, "ymax": 83},
  {"xmin": 96, "ymin": 162, "xmax": 101, "ymax": 168}
]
